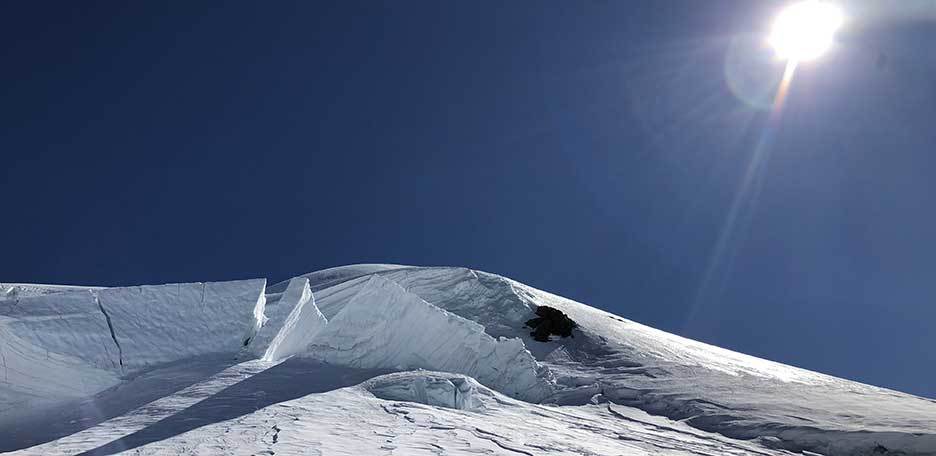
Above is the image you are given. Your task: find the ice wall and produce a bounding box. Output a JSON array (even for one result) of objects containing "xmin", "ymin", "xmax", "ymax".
[
  {"xmin": 0, "ymin": 291, "xmax": 122, "ymax": 417},
  {"xmin": 306, "ymin": 275, "xmax": 552, "ymax": 402},
  {"xmin": 365, "ymin": 371, "xmax": 486, "ymax": 411},
  {"xmin": 251, "ymin": 277, "xmax": 327, "ymax": 362},
  {"xmin": 0, "ymin": 279, "xmax": 267, "ymax": 418}
]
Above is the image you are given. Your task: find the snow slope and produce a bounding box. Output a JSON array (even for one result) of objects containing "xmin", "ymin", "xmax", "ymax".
[
  {"xmin": 7, "ymin": 359, "xmax": 790, "ymax": 456},
  {"xmin": 2, "ymin": 265, "xmax": 934, "ymax": 456}
]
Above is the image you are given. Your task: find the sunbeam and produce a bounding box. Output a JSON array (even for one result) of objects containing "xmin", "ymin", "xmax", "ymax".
[{"xmin": 686, "ymin": 59, "xmax": 798, "ymax": 328}]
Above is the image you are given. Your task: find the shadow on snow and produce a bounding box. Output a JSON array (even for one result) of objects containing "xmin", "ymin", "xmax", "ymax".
[
  {"xmin": 4, "ymin": 357, "xmax": 386, "ymax": 454},
  {"xmin": 76, "ymin": 359, "xmax": 387, "ymax": 456}
]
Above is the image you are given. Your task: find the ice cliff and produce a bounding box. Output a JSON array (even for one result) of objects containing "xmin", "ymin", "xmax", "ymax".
[{"xmin": 2, "ymin": 265, "xmax": 935, "ymax": 456}]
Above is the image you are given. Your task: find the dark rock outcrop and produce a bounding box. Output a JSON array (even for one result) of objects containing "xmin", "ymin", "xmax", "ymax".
[{"xmin": 525, "ymin": 306, "xmax": 577, "ymax": 342}]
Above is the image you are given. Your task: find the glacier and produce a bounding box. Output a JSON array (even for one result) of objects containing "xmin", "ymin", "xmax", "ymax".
[
  {"xmin": 0, "ymin": 279, "xmax": 267, "ymax": 419},
  {"xmin": 250, "ymin": 277, "xmax": 327, "ymax": 362},
  {"xmin": 1, "ymin": 265, "xmax": 934, "ymax": 456}
]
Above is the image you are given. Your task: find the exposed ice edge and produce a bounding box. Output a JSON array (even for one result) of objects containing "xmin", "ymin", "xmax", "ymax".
[
  {"xmin": 0, "ymin": 271, "xmax": 550, "ymax": 410},
  {"xmin": 3, "ymin": 265, "xmax": 936, "ymax": 456},
  {"xmin": 296, "ymin": 265, "xmax": 936, "ymax": 456},
  {"xmin": 0, "ymin": 279, "xmax": 269, "ymax": 419},
  {"xmin": 364, "ymin": 370, "xmax": 490, "ymax": 411},
  {"xmin": 260, "ymin": 273, "xmax": 549, "ymax": 401},
  {"xmin": 304, "ymin": 275, "xmax": 552, "ymax": 402},
  {"xmin": 250, "ymin": 277, "xmax": 328, "ymax": 362}
]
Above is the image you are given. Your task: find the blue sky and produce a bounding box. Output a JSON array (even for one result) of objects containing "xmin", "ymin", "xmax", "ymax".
[{"xmin": 2, "ymin": 1, "xmax": 934, "ymax": 398}]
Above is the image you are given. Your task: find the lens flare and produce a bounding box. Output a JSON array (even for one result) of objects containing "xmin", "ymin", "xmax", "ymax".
[{"xmin": 769, "ymin": 1, "xmax": 843, "ymax": 62}]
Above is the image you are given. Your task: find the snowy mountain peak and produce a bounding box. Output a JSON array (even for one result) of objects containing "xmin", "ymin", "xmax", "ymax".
[{"xmin": 2, "ymin": 266, "xmax": 934, "ymax": 455}]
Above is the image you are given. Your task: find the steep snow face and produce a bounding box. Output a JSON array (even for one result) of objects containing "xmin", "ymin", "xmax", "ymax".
[
  {"xmin": 0, "ymin": 279, "xmax": 268, "ymax": 420},
  {"xmin": 251, "ymin": 277, "xmax": 327, "ymax": 362},
  {"xmin": 280, "ymin": 265, "xmax": 936, "ymax": 456},
  {"xmin": 382, "ymin": 267, "xmax": 536, "ymax": 340},
  {"xmin": 5, "ymin": 265, "xmax": 936, "ymax": 456},
  {"xmin": 304, "ymin": 267, "xmax": 547, "ymax": 354},
  {"xmin": 0, "ymin": 290, "xmax": 122, "ymax": 418},
  {"xmin": 93, "ymin": 279, "xmax": 267, "ymax": 370},
  {"xmin": 306, "ymin": 275, "xmax": 552, "ymax": 402},
  {"xmin": 512, "ymin": 282, "xmax": 936, "ymax": 455}
]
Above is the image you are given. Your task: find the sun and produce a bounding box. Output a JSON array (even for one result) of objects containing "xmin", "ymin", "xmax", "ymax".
[{"xmin": 769, "ymin": 1, "xmax": 844, "ymax": 62}]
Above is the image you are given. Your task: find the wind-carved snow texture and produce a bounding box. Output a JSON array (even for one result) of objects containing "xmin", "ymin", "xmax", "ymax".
[
  {"xmin": 267, "ymin": 263, "xmax": 411, "ymax": 293},
  {"xmin": 250, "ymin": 277, "xmax": 327, "ymax": 362},
  {"xmin": 92, "ymin": 279, "xmax": 267, "ymax": 370},
  {"xmin": 0, "ymin": 290, "xmax": 121, "ymax": 419},
  {"xmin": 0, "ymin": 283, "xmax": 103, "ymax": 299},
  {"xmin": 4, "ymin": 266, "xmax": 936, "ymax": 456},
  {"xmin": 295, "ymin": 266, "xmax": 936, "ymax": 456},
  {"xmin": 9, "ymin": 359, "xmax": 797, "ymax": 456},
  {"xmin": 306, "ymin": 275, "xmax": 553, "ymax": 402},
  {"xmin": 0, "ymin": 279, "xmax": 267, "ymax": 421},
  {"xmin": 511, "ymin": 281, "xmax": 936, "ymax": 456}
]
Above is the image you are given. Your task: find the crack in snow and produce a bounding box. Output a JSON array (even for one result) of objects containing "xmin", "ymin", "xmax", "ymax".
[
  {"xmin": 90, "ymin": 291, "xmax": 123, "ymax": 369},
  {"xmin": 472, "ymin": 428, "xmax": 534, "ymax": 456},
  {"xmin": 0, "ymin": 343, "xmax": 7, "ymax": 383}
]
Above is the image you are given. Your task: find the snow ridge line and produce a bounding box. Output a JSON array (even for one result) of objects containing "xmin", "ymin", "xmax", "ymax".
[{"xmin": 90, "ymin": 291, "xmax": 123, "ymax": 369}]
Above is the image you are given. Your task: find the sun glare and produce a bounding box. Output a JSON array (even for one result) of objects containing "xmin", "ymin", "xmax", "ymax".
[{"xmin": 769, "ymin": 1, "xmax": 843, "ymax": 62}]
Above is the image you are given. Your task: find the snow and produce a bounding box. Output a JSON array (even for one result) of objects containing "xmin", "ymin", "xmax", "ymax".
[
  {"xmin": 303, "ymin": 266, "xmax": 936, "ymax": 455},
  {"xmin": 3, "ymin": 265, "xmax": 936, "ymax": 456},
  {"xmin": 513, "ymin": 282, "xmax": 936, "ymax": 454},
  {"xmin": 93, "ymin": 279, "xmax": 267, "ymax": 370},
  {"xmin": 0, "ymin": 279, "xmax": 267, "ymax": 422},
  {"xmin": 0, "ymin": 290, "xmax": 121, "ymax": 419},
  {"xmin": 267, "ymin": 263, "xmax": 412, "ymax": 293},
  {"xmin": 5, "ymin": 359, "xmax": 795, "ymax": 456},
  {"xmin": 251, "ymin": 277, "xmax": 328, "ymax": 362},
  {"xmin": 0, "ymin": 283, "xmax": 103, "ymax": 298},
  {"xmin": 365, "ymin": 371, "xmax": 485, "ymax": 411},
  {"xmin": 305, "ymin": 275, "xmax": 552, "ymax": 402}
]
